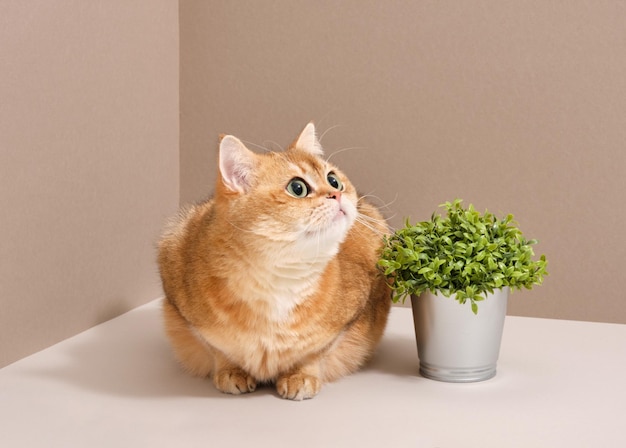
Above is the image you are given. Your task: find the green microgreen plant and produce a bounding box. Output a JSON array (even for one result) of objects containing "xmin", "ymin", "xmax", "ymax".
[{"xmin": 378, "ymin": 199, "xmax": 548, "ymax": 314}]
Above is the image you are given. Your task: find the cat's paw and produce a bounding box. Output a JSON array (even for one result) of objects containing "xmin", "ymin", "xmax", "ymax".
[
  {"xmin": 213, "ymin": 368, "xmax": 257, "ymax": 395},
  {"xmin": 276, "ymin": 373, "xmax": 321, "ymax": 401}
]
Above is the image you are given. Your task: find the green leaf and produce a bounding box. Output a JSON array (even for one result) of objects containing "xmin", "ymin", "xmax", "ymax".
[
  {"xmin": 377, "ymin": 198, "xmax": 548, "ymax": 315},
  {"xmin": 471, "ymin": 301, "xmax": 478, "ymax": 315}
]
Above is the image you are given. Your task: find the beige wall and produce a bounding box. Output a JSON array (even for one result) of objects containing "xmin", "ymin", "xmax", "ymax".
[
  {"xmin": 1, "ymin": 0, "xmax": 623, "ymax": 368},
  {"xmin": 180, "ymin": 1, "xmax": 626, "ymax": 324},
  {"xmin": 0, "ymin": 1, "xmax": 179, "ymax": 367}
]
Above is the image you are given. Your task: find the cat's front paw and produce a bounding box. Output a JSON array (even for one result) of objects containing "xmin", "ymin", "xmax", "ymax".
[
  {"xmin": 276, "ymin": 373, "xmax": 321, "ymax": 401},
  {"xmin": 213, "ymin": 367, "xmax": 257, "ymax": 395}
]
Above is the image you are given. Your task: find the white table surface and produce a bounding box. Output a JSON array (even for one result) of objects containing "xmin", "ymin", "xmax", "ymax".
[{"xmin": 1, "ymin": 299, "xmax": 625, "ymax": 448}]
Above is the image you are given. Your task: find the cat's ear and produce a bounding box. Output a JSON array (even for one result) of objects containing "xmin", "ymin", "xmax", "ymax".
[
  {"xmin": 293, "ymin": 122, "xmax": 324, "ymax": 156},
  {"xmin": 219, "ymin": 135, "xmax": 256, "ymax": 194}
]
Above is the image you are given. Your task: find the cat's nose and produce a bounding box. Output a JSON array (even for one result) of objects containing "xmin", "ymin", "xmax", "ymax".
[{"xmin": 326, "ymin": 190, "xmax": 342, "ymax": 201}]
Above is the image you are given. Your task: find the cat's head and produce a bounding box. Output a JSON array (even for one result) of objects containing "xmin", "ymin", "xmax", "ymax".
[{"xmin": 215, "ymin": 123, "xmax": 358, "ymax": 258}]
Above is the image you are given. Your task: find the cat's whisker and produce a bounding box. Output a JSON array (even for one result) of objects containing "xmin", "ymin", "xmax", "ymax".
[
  {"xmin": 355, "ymin": 201, "xmax": 393, "ymax": 225},
  {"xmin": 354, "ymin": 214, "xmax": 388, "ymax": 238},
  {"xmin": 315, "ymin": 108, "xmax": 339, "ymax": 130},
  {"xmin": 263, "ymin": 140, "xmax": 284, "ymax": 152},
  {"xmin": 356, "ymin": 212, "xmax": 391, "ymax": 227},
  {"xmin": 319, "ymin": 124, "xmax": 343, "ymax": 143},
  {"xmin": 242, "ymin": 139, "xmax": 273, "ymax": 153},
  {"xmin": 326, "ymin": 146, "xmax": 367, "ymax": 163},
  {"xmin": 225, "ymin": 219, "xmax": 256, "ymax": 234},
  {"xmin": 358, "ymin": 192, "xmax": 399, "ymax": 211},
  {"xmin": 353, "ymin": 222, "xmax": 385, "ymax": 239},
  {"xmin": 360, "ymin": 209, "xmax": 398, "ymax": 224}
]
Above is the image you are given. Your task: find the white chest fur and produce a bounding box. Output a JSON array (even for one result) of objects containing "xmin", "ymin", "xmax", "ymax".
[
  {"xmin": 226, "ymin": 231, "xmax": 341, "ymax": 322},
  {"xmin": 235, "ymin": 258, "xmax": 326, "ymax": 322}
]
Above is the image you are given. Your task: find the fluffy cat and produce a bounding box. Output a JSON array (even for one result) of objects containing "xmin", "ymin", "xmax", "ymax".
[{"xmin": 158, "ymin": 123, "xmax": 390, "ymax": 400}]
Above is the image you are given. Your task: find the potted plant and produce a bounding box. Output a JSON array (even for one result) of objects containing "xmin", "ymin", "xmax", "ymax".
[{"xmin": 378, "ymin": 199, "xmax": 548, "ymax": 382}]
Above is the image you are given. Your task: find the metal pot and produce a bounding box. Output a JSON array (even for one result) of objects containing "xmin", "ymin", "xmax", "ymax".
[{"xmin": 411, "ymin": 288, "xmax": 508, "ymax": 382}]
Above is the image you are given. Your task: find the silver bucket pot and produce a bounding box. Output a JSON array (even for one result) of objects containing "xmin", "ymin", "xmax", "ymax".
[{"xmin": 411, "ymin": 288, "xmax": 508, "ymax": 382}]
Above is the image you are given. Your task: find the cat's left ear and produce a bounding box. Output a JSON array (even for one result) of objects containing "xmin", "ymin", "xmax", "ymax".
[
  {"xmin": 219, "ymin": 135, "xmax": 256, "ymax": 194},
  {"xmin": 293, "ymin": 122, "xmax": 324, "ymax": 156}
]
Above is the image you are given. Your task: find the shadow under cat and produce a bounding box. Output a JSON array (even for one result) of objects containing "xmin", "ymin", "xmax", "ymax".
[{"xmin": 22, "ymin": 301, "xmax": 420, "ymax": 400}]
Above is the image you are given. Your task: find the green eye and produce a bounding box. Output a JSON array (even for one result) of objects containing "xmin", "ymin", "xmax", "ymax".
[
  {"xmin": 286, "ymin": 178, "xmax": 309, "ymax": 198},
  {"xmin": 327, "ymin": 172, "xmax": 343, "ymax": 190}
]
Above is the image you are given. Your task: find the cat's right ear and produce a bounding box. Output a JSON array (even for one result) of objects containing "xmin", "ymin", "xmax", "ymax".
[{"xmin": 219, "ymin": 135, "xmax": 256, "ymax": 194}]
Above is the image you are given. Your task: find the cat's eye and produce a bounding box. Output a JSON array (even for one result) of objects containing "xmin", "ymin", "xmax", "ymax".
[
  {"xmin": 286, "ymin": 178, "xmax": 309, "ymax": 198},
  {"xmin": 327, "ymin": 172, "xmax": 343, "ymax": 190}
]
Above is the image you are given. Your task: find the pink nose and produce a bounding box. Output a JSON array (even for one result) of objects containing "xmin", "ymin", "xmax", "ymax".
[{"xmin": 327, "ymin": 190, "xmax": 342, "ymax": 201}]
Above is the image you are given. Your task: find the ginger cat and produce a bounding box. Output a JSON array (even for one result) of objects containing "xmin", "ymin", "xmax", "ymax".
[{"xmin": 158, "ymin": 123, "xmax": 390, "ymax": 400}]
